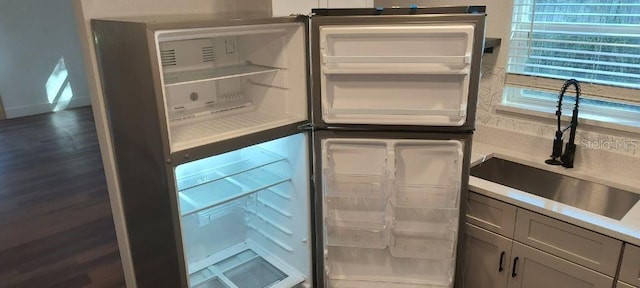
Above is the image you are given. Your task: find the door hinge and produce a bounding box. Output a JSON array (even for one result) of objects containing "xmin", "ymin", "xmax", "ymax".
[{"xmin": 297, "ymin": 123, "xmax": 315, "ymax": 131}]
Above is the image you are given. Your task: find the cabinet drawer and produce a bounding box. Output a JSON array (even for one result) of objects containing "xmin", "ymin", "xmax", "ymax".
[
  {"xmin": 466, "ymin": 192, "xmax": 516, "ymax": 238},
  {"xmin": 620, "ymin": 243, "xmax": 640, "ymax": 287},
  {"xmin": 514, "ymin": 209, "xmax": 622, "ymax": 276}
]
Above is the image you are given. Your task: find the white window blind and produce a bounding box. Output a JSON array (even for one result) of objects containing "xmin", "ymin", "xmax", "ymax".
[{"xmin": 507, "ymin": 0, "xmax": 640, "ymax": 92}]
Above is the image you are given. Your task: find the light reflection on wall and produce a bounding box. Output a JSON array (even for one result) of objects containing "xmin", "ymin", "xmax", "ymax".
[{"xmin": 45, "ymin": 57, "xmax": 74, "ymax": 112}]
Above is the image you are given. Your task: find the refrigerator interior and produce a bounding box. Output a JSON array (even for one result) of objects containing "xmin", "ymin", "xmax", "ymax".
[
  {"xmin": 321, "ymin": 138, "xmax": 463, "ymax": 287},
  {"xmin": 155, "ymin": 22, "xmax": 308, "ymax": 152},
  {"xmin": 318, "ymin": 24, "xmax": 474, "ymax": 126},
  {"xmin": 175, "ymin": 133, "xmax": 311, "ymax": 288}
]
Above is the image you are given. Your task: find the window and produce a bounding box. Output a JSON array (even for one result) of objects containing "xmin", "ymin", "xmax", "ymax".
[
  {"xmin": 506, "ymin": 0, "xmax": 640, "ymax": 103},
  {"xmin": 501, "ymin": 86, "xmax": 640, "ymax": 129}
]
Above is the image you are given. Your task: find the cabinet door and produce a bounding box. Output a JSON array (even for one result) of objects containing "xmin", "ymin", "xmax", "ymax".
[
  {"xmin": 514, "ymin": 209, "xmax": 622, "ymax": 276},
  {"xmin": 508, "ymin": 242, "xmax": 614, "ymax": 288},
  {"xmin": 617, "ymin": 281, "xmax": 636, "ymax": 288},
  {"xmin": 466, "ymin": 192, "xmax": 516, "ymax": 238},
  {"xmin": 620, "ymin": 243, "xmax": 640, "ymax": 287},
  {"xmin": 459, "ymin": 223, "xmax": 511, "ymax": 288}
]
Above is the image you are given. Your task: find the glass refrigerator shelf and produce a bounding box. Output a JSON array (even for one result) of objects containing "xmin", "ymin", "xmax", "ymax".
[{"xmin": 179, "ymin": 167, "xmax": 291, "ymax": 217}]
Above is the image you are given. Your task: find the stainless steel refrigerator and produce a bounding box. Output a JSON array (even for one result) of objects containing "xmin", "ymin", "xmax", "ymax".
[{"xmin": 92, "ymin": 6, "xmax": 485, "ymax": 288}]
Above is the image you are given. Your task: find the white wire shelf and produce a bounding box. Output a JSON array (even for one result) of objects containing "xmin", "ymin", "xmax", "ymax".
[{"xmin": 163, "ymin": 63, "xmax": 280, "ymax": 86}]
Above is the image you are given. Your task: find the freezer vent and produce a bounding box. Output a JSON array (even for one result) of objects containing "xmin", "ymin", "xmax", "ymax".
[
  {"xmin": 160, "ymin": 49, "xmax": 177, "ymax": 67},
  {"xmin": 201, "ymin": 46, "xmax": 215, "ymax": 63}
]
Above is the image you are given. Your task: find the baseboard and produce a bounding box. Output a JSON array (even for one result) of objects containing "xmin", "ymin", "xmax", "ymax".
[{"xmin": 5, "ymin": 96, "xmax": 92, "ymax": 119}]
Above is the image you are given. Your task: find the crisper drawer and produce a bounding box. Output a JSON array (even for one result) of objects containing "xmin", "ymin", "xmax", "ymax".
[
  {"xmin": 318, "ymin": 24, "xmax": 475, "ymax": 126},
  {"xmin": 514, "ymin": 209, "xmax": 622, "ymax": 277}
]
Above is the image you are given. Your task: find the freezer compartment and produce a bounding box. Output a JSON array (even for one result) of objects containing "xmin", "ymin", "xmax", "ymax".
[
  {"xmin": 318, "ymin": 24, "xmax": 474, "ymax": 126},
  {"xmin": 390, "ymin": 207, "xmax": 458, "ymax": 259},
  {"xmin": 176, "ymin": 133, "xmax": 311, "ymax": 287},
  {"xmin": 326, "ymin": 247, "xmax": 455, "ymax": 288},
  {"xmin": 156, "ymin": 23, "xmax": 308, "ymax": 152}
]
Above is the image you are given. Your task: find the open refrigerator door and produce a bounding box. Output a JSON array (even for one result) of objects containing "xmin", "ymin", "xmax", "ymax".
[
  {"xmin": 315, "ymin": 18, "xmax": 476, "ymax": 127},
  {"xmin": 319, "ymin": 136, "xmax": 464, "ymax": 288}
]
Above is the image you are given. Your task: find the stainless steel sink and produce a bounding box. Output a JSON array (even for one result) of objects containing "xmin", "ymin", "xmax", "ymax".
[{"xmin": 470, "ymin": 157, "xmax": 640, "ymax": 220}]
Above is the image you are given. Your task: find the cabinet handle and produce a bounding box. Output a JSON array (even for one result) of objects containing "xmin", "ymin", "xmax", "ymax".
[
  {"xmin": 511, "ymin": 257, "xmax": 519, "ymax": 277},
  {"xmin": 498, "ymin": 251, "xmax": 505, "ymax": 272}
]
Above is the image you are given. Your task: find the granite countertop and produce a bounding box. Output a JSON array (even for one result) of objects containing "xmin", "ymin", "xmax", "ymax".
[{"xmin": 469, "ymin": 142, "xmax": 640, "ymax": 246}]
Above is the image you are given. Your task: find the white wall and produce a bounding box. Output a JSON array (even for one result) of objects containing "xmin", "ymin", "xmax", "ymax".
[
  {"xmin": 72, "ymin": 1, "xmax": 271, "ymax": 287},
  {"xmin": 0, "ymin": 0, "xmax": 91, "ymax": 118},
  {"xmin": 272, "ymin": 0, "xmax": 374, "ymax": 17}
]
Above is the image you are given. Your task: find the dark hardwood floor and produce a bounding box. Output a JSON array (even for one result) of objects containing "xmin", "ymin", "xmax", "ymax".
[{"xmin": 0, "ymin": 107, "xmax": 125, "ymax": 287}]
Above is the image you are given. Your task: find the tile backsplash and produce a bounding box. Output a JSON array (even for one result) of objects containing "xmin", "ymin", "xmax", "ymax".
[{"xmin": 474, "ymin": 64, "xmax": 640, "ymax": 178}]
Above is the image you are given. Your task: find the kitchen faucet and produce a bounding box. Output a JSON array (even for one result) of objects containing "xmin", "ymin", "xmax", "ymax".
[{"xmin": 545, "ymin": 79, "xmax": 581, "ymax": 168}]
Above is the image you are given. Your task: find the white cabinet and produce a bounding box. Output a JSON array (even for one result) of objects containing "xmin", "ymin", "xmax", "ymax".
[
  {"xmin": 461, "ymin": 223, "xmax": 511, "ymax": 288},
  {"xmin": 620, "ymin": 244, "xmax": 640, "ymax": 287},
  {"xmin": 508, "ymin": 242, "xmax": 613, "ymax": 288},
  {"xmin": 462, "ymin": 192, "xmax": 625, "ymax": 288},
  {"xmin": 514, "ymin": 209, "xmax": 621, "ymax": 276},
  {"xmin": 462, "ymin": 223, "xmax": 614, "ymax": 288}
]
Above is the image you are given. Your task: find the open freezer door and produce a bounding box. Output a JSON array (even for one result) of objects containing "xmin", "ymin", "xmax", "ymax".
[
  {"xmin": 310, "ymin": 7, "xmax": 486, "ymax": 131},
  {"xmin": 312, "ymin": 130, "xmax": 469, "ymax": 288}
]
